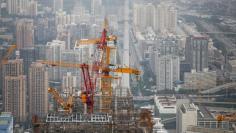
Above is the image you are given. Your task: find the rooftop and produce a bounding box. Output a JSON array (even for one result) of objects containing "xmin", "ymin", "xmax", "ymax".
[
  {"xmin": 229, "ymin": 60, "xmax": 236, "ymax": 67},
  {"xmin": 180, "ymin": 103, "xmax": 197, "ymax": 113}
]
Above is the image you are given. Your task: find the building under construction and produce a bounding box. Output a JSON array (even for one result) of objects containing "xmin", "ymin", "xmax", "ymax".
[
  {"xmin": 34, "ymin": 88, "xmax": 153, "ymax": 133},
  {"xmin": 32, "ymin": 21, "xmax": 153, "ymax": 133}
]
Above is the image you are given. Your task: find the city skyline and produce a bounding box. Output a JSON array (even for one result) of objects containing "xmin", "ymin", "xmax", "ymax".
[{"xmin": 0, "ymin": 0, "xmax": 235, "ymax": 132}]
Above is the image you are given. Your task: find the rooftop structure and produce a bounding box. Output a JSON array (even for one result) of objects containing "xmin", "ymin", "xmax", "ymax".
[{"xmin": 154, "ymin": 95, "xmax": 176, "ymax": 114}]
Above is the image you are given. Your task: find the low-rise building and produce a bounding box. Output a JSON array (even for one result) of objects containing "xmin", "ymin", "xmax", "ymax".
[
  {"xmin": 154, "ymin": 95, "xmax": 176, "ymax": 115},
  {"xmin": 176, "ymin": 103, "xmax": 198, "ymax": 133},
  {"xmin": 0, "ymin": 112, "xmax": 13, "ymax": 133}
]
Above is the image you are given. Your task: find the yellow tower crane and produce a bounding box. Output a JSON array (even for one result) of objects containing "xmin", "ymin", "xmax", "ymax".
[
  {"xmin": 48, "ymin": 87, "xmax": 74, "ymax": 113},
  {"xmin": 0, "ymin": 45, "xmax": 17, "ymax": 68}
]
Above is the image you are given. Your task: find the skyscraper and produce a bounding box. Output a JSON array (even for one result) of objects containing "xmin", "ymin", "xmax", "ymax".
[
  {"xmin": 16, "ymin": 19, "xmax": 34, "ymax": 49},
  {"xmin": 185, "ymin": 35, "xmax": 209, "ymax": 72},
  {"xmin": 2, "ymin": 59, "xmax": 26, "ymax": 123},
  {"xmin": 29, "ymin": 62, "xmax": 48, "ymax": 118}
]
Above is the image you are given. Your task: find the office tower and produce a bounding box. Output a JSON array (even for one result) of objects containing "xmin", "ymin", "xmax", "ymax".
[
  {"xmin": 53, "ymin": 0, "xmax": 63, "ymax": 12},
  {"xmin": 0, "ymin": 112, "xmax": 13, "ymax": 133},
  {"xmin": 176, "ymin": 103, "xmax": 197, "ymax": 133},
  {"xmin": 16, "ymin": 19, "xmax": 34, "ymax": 49},
  {"xmin": 185, "ymin": 35, "xmax": 209, "ymax": 72},
  {"xmin": 2, "ymin": 59, "xmax": 26, "ymax": 123},
  {"xmin": 156, "ymin": 54, "xmax": 180, "ymax": 90},
  {"xmin": 46, "ymin": 40, "xmax": 65, "ymax": 81},
  {"xmin": 29, "ymin": 62, "xmax": 48, "ymax": 118},
  {"xmin": 62, "ymin": 72, "xmax": 77, "ymax": 94}
]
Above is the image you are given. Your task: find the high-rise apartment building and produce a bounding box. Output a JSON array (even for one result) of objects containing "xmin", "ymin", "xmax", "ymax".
[
  {"xmin": 7, "ymin": 0, "xmax": 37, "ymax": 16},
  {"xmin": 46, "ymin": 40, "xmax": 65, "ymax": 81},
  {"xmin": 53, "ymin": 0, "xmax": 63, "ymax": 12},
  {"xmin": 0, "ymin": 47, "xmax": 7, "ymax": 91},
  {"xmin": 176, "ymin": 103, "xmax": 198, "ymax": 133},
  {"xmin": 133, "ymin": 4, "xmax": 148, "ymax": 30},
  {"xmin": 62, "ymin": 72, "xmax": 77, "ymax": 94},
  {"xmin": 168, "ymin": 7, "xmax": 177, "ymax": 33},
  {"xmin": 2, "ymin": 59, "xmax": 26, "ymax": 123},
  {"xmin": 185, "ymin": 35, "xmax": 209, "ymax": 72},
  {"xmin": 91, "ymin": 0, "xmax": 103, "ymax": 17},
  {"xmin": 156, "ymin": 54, "xmax": 180, "ymax": 90},
  {"xmin": 29, "ymin": 62, "xmax": 48, "ymax": 118},
  {"xmin": 35, "ymin": 17, "xmax": 57, "ymax": 44},
  {"xmin": 19, "ymin": 48, "xmax": 36, "ymax": 75},
  {"xmin": 133, "ymin": 3, "xmax": 177, "ymax": 33},
  {"xmin": 145, "ymin": 3, "xmax": 155, "ymax": 29},
  {"xmin": 16, "ymin": 19, "xmax": 34, "ymax": 49}
]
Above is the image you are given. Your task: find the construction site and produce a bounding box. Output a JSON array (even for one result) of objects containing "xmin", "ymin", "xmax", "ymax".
[{"xmin": 30, "ymin": 20, "xmax": 154, "ymax": 133}]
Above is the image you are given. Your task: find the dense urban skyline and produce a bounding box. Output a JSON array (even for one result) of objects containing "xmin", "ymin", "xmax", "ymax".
[{"xmin": 0, "ymin": 0, "xmax": 235, "ymax": 133}]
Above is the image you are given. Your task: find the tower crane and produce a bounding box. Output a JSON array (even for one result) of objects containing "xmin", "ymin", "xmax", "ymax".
[
  {"xmin": 41, "ymin": 18, "xmax": 141, "ymax": 113},
  {"xmin": 37, "ymin": 60, "xmax": 141, "ymax": 76},
  {"xmin": 0, "ymin": 45, "xmax": 17, "ymax": 68},
  {"xmin": 37, "ymin": 60, "xmax": 141, "ymax": 113},
  {"xmin": 48, "ymin": 87, "xmax": 74, "ymax": 113}
]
